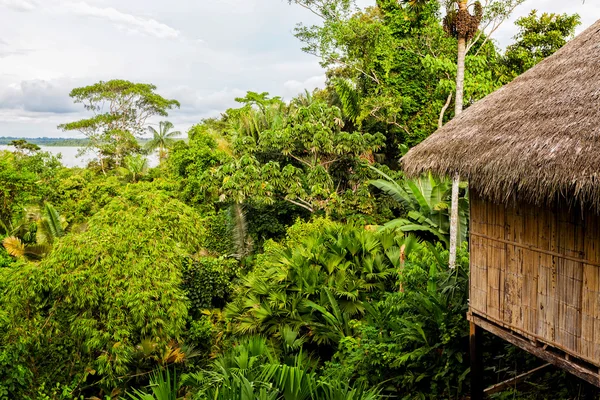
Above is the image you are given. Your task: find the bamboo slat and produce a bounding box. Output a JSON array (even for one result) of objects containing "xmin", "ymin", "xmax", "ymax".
[{"xmin": 469, "ymin": 190, "xmax": 600, "ymax": 365}]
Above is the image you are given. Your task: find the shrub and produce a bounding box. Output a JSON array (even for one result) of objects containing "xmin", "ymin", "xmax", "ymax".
[
  {"xmin": 226, "ymin": 220, "xmax": 416, "ymax": 354},
  {"xmin": 327, "ymin": 244, "xmax": 470, "ymax": 399},
  {"xmin": 0, "ymin": 187, "xmax": 205, "ymax": 397},
  {"xmin": 182, "ymin": 256, "xmax": 240, "ymax": 317}
]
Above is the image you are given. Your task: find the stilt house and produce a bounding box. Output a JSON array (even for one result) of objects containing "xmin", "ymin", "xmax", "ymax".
[{"xmin": 401, "ymin": 20, "xmax": 600, "ymax": 389}]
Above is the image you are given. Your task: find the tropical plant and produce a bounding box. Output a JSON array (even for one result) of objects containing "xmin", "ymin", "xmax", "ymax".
[
  {"xmin": 226, "ymin": 92, "xmax": 288, "ymax": 144},
  {"xmin": 146, "ymin": 121, "xmax": 182, "ymax": 163},
  {"xmin": 1, "ymin": 203, "xmax": 67, "ymax": 261},
  {"xmin": 370, "ymin": 168, "xmax": 468, "ymax": 248},
  {"xmin": 329, "ymin": 244, "xmax": 470, "ymax": 398},
  {"xmin": 0, "ymin": 186, "xmax": 205, "ymax": 396},
  {"xmin": 127, "ymin": 368, "xmax": 181, "ymax": 400},
  {"xmin": 1, "ymin": 236, "xmax": 50, "ymax": 261},
  {"xmin": 226, "ymin": 221, "xmax": 420, "ymax": 349},
  {"xmin": 124, "ymin": 154, "xmax": 149, "ymax": 182},
  {"xmin": 0, "ymin": 151, "xmax": 38, "ymax": 231},
  {"xmin": 184, "ymin": 337, "xmax": 381, "ymax": 400},
  {"xmin": 36, "ymin": 202, "xmax": 67, "ymax": 244}
]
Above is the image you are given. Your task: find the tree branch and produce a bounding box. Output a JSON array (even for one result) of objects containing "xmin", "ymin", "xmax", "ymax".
[
  {"xmin": 287, "ymin": 153, "xmax": 313, "ymax": 168},
  {"xmin": 285, "ymin": 198, "xmax": 314, "ymax": 213},
  {"xmin": 295, "ymin": 2, "xmax": 325, "ymax": 19},
  {"xmin": 438, "ymin": 93, "xmax": 453, "ymax": 129}
]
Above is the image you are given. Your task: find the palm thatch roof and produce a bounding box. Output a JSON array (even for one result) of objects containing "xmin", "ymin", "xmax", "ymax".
[{"xmin": 402, "ymin": 19, "xmax": 600, "ymax": 208}]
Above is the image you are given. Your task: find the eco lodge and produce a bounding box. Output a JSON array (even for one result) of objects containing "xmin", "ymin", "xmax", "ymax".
[{"xmin": 402, "ymin": 19, "xmax": 600, "ymax": 398}]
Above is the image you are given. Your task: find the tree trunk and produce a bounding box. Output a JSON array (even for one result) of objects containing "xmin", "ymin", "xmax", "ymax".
[
  {"xmin": 159, "ymin": 144, "xmax": 166, "ymax": 164},
  {"xmin": 449, "ymin": 28, "xmax": 467, "ymax": 269},
  {"xmin": 99, "ymin": 154, "xmax": 106, "ymax": 176}
]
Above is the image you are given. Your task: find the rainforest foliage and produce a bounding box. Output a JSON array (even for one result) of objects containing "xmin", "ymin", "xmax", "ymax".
[{"xmin": 0, "ymin": 2, "xmax": 587, "ymax": 400}]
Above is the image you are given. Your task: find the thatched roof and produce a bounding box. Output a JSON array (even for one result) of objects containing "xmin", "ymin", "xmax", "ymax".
[{"xmin": 402, "ymin": 19, "xmax": 600, "ymax": 208}]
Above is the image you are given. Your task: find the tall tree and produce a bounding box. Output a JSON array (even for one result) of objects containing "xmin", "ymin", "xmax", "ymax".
[
  {"xmin": 287, "ymin": 0, "xmax": 502, "ymax": 164},
  {"xmin": 145, "ymin": 121, "xmax": 182, "ymax": 163},
  {"xmin": 9, "ymin": 139, "xmax": 40, "ymax": 155},
  {"xmin": 500, "ymin": 10, "xmax": 580, "ymax": 83},
  {"xmin": 289, "ymin": 0, "xmax": 521, "ymax": 265},
  {"xmin": 217, "ymin": 93, "xmax": 385, "ymax": 216},
  {"xmin": 58, "ymin": 80, "xmax": 180, "ymax": 172},
  {"xmin": 404, "ymin": 0, "xmax": 524, "ymax": 267},
  {"xmin": 442, "ymin": 0, "xmax": 481, "ymax": 269}
]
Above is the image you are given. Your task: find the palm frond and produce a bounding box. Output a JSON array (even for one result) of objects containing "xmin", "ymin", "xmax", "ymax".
[{"xmin": 2, "ymin": 236, "xmax": 25, "ymax": 258}]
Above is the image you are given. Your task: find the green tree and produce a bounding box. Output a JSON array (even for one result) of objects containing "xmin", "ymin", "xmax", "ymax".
[
  {"xmin": 58, "ymin": 80, "xmax": 180, "ymax": 172},
  {"xmin": 500, "ymin": 10, "xmax": 581, "ymax": 83},
  {"xmin": 9, "ymin": 139, "xmax": 40, "ymax": 154},
  {"xmin": 287, "ymin": 0, "xmax": 504, "ymax": 160},
  {"xmin": 146, "ymin": 121, "xmax": 182, "ymax": 163},
  {"xmin": 291, "ymin": 1, "xmax": 454, "ymax": 152},
  {"xmin": 218, "ymin": 95, "xmax": 385, "ymax": 216},
  {"xmin": 226, "ymin": 92, "xmax": 287, "ymax": 144},
  {"xmin": 0, "ymin": 186, "xmax": 204, "ymax": 396},
  {"xmin": 403, "ymin": 0, "xmax": 524, "ymax": 268},
  {"xmin": 0, "ymin": 151, "xmax": 38, "ymax": 233}
]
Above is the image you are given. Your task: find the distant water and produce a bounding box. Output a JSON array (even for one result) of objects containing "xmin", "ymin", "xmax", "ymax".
[{"xmin": 0, "ymin": 145, "xmax": 159, "ymax": 168}]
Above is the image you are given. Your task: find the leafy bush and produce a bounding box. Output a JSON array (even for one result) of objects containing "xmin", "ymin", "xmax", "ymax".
[
  {"xmin": 0, "ymin": 246, "xmax": 13, "ymax": 268},
  {"xmin": 0, "ymin": 187, "xmax": 205, "ymax": 397},
  {"xmin": 327, "ymin": 244, "xmax": 470, "ymax": 399},
  {"xmin": 183, "ymin": 336, "xmax": 381, "ymax": 400},
  {"xmin": 54, "ymin": 170, "xmax": 123, "ymax": 222},
  {"xmin": 168, "ymin": 126, "xmax": 231, "ymax": 211},
  {"xmin": 198, "ymin": 210, "xmax": 234, "ymax": 255},
  {"xmin": 182, "ymin": 256, "xmax": 240, "ymax": 317},
  {"xmin": 226, "ymin": 220, "xmax": 419, "ymax": 353}
]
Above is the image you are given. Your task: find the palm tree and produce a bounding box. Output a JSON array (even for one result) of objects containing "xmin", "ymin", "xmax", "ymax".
[
  {"xmin": 402, "ymin": 0, "xmax": 482, "ymax": 267},
  {"xmin": 145, "ymin": 121, "xmax": 181, "ymax": 163},
  {"xmin": 2, "ymin": 203, "xmax": 67, "ymax": 261},
  {"xmin": 124, "ymin": 154, "xmax": 148, "ymax": 183},
  {"xmin": 370, "ymin": 168, "xmax": 469, "ymax": 248}
]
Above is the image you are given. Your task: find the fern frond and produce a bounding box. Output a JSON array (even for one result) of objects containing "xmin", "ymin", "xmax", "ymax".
[{"xmin": 332, "ymin": 78, "xmax": 360, "ymax": 122}]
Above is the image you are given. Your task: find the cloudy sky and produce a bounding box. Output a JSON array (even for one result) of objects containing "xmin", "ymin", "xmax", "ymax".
[{"xmin": 0, "ymin": 0, "xmax": 597, "ymax": 138}]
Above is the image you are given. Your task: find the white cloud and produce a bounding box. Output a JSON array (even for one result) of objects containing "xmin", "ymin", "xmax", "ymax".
[
  {"xmin": 493, "ymin": 1, "xmax": 599, "ymax": 48},
  {"xmin": 283, "ymin": 75, "xmax": 326, "ymax": 99},
  {"xmin": 0, "ymin": 40, "xmax": 32, "ymax": 58},
  {"xmin": 167, "ymin": 86, "xmax": 247, "ymax": 116},
  {"xmin": 0, "ymin": 0, "xmax": 597, "ymax": 139},
  {"xmin": 63, "ymin": 2, "xmax": 180, "ymax": 39},
  {"xmin": 0, "ymin": 79, "xmax": 78, "ymax": 114},
  {"xmin": 0, "ymin": 0, "xmax": 36, "ymax": 12}
]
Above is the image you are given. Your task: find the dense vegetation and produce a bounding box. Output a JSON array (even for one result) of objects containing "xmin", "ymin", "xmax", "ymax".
[{"xmin": 0, "ymin": 2, "xmax": 589, "ymax": 399}]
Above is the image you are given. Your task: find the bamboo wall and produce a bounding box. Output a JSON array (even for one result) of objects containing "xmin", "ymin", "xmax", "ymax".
[{"xmin": 470, "ymin": 190, "xmax": 600, "ymax": 365}]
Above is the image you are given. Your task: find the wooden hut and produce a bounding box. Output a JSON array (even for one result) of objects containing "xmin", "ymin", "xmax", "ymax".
[{"xmin": 401, "ymin": 19, "xmax": 600, "ymax": 394}]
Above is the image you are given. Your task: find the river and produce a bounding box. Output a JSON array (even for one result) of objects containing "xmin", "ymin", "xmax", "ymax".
[{"xmin": 0, "ymin": 145, "xmax": 160, "ymax": 168}]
